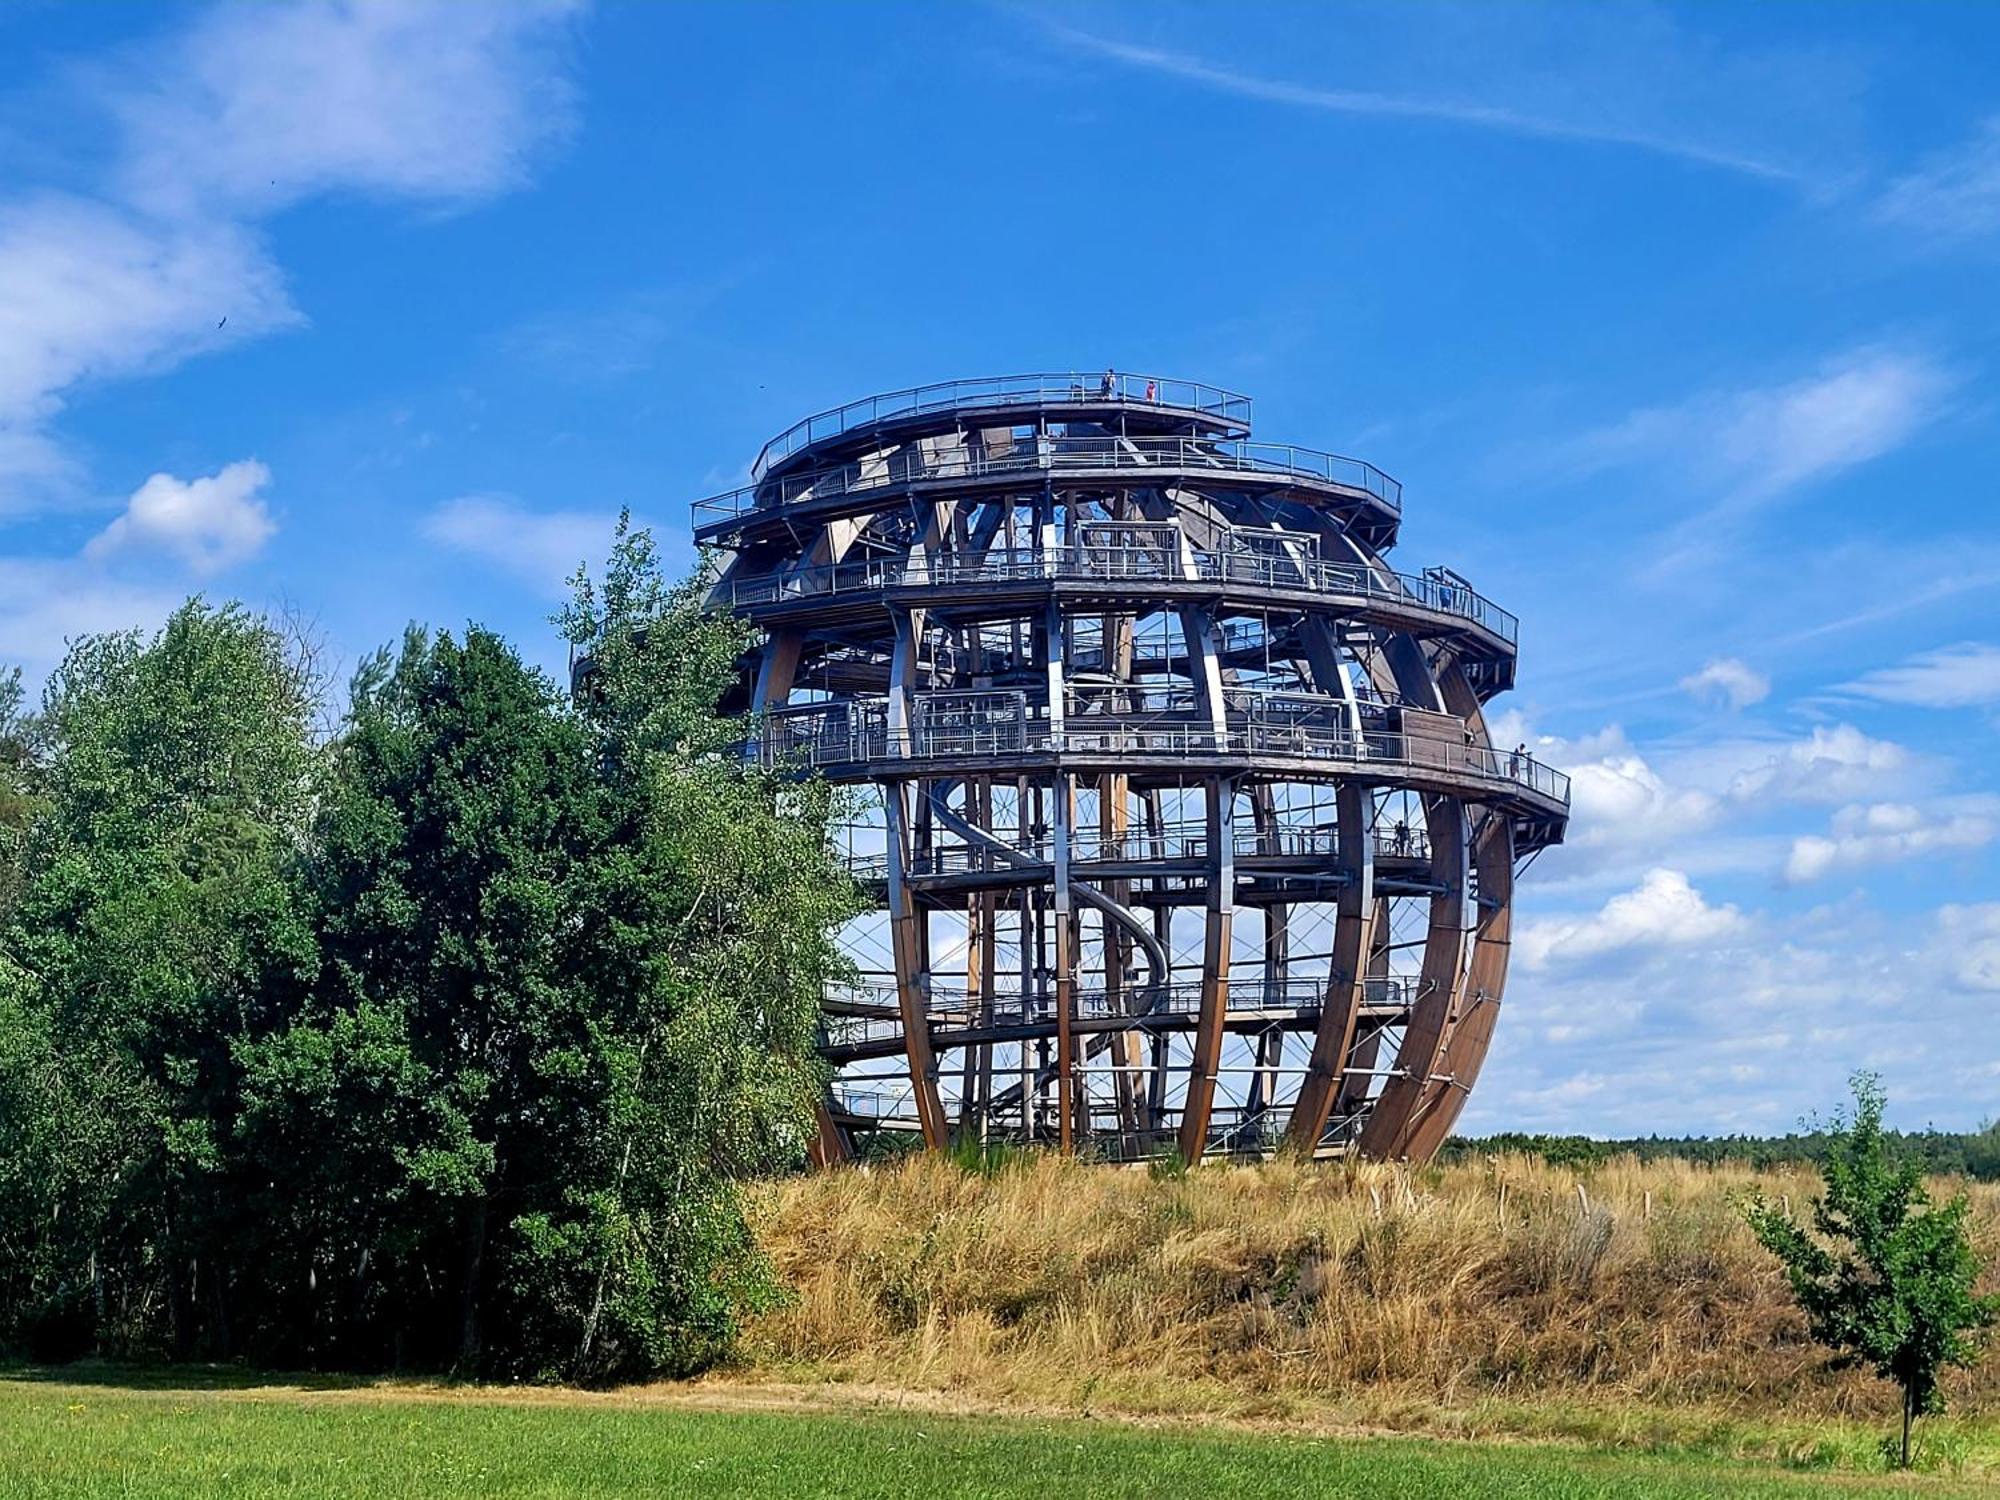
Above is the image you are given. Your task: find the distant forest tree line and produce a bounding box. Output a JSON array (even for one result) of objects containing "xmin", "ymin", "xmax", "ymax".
[
  {"xmin": 1444, "ymin": 1126, "xmax": 2000, "ymax": 1181},
  {"xmin": 0, "ymin": 522, "xmax": 857, "ymax": 1382}
]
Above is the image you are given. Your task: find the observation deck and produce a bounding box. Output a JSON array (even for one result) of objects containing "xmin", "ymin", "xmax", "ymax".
[
  {"xmin": 698, "ymin": 435, "xmax": 1403, "ymax": 553},
  {"xmin": 752, "ymin": 372, "xmax": 1254, "ymax": 482},
  {"xmin": 713, "ymin": 533, "xmax": 1516, "ymax": 697},
  {"xmin": 745, "ymin": 689, "xmax": 1568, "ymax": 853}
]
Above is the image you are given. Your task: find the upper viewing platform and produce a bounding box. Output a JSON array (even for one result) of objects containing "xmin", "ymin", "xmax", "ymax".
[
  {"xmin": 700, "ymin": 371, "xmax": 1404, "ymax": 552},
  {"xmin": 752, "ymin": 371, "xmax": 1255, "ymax": 482}
]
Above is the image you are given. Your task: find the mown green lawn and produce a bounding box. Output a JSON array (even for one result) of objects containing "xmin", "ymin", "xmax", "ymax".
[{"xmin": 0, "ymin": 1376, "xmax": 1982, "ymax": 1499}]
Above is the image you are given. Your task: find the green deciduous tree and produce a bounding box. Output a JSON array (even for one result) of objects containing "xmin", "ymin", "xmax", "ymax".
[
  {"xmin": 0, "ymin": 667, "xmax": 35, "ymax": 924},
  {"xmin": 0, "ymin": 602, "xmax": 318, "ymax": 1358},
  {"xmin": 1746, "ymin": 1074, "xmax": 1998, "ymax": 1468},
  {"xmin": 545, "ymin": 518, "xmax": 860, "ymax": 1379}
]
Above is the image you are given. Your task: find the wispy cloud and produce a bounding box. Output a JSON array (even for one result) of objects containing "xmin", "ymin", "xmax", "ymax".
[
  {"xmin": 1037, "ymin": 20, "xmax": 1807, "ymax": 184},
  {"xmin": 0, "ymin": 557, "xmax": 184, "ymax": 686},
  {"xmin": 1557, "ymin": 348, "xmax": 1949, "ymax": 502},
  {"xmin": 1939, "ymin": 904, "xmax": 2000, "ymax": 993},
  {"xmin": 1772, "ymin": 556, "xmax": 2000, "ymax": 647},
  {"xmin": 1835, "ymin": 642, "xmax": 2000, "ymax": 709},
  {"xmin": 1537, "ymin": 346, "xmax": 1955, "ymax": 567},
  {"xmin": 1874, "ymin": 117, "xmax": 2000, "ymax": 243},
  {"xmin": 110, "ymin": 0, "xmax": 584, "ymax": 218}
]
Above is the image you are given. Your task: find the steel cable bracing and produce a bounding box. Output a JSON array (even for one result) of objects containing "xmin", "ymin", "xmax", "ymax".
[{"xmin": 648, "ymin": 372, "xmax": 1568, "ymax": 1165}]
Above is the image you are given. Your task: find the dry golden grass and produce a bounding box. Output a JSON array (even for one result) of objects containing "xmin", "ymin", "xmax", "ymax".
[{"xmin": 734, "ymin": 1152, "xmax": 2000, "ymax": 1464}]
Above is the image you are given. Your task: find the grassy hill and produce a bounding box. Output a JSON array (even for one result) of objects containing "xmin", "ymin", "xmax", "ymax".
[{"xmin": 740, "ymin": 1151, "xmax": 2000, "ymax": 1472}]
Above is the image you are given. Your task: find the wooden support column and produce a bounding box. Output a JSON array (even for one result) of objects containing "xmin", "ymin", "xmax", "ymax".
[
  {"xmin": 1105, "ymin": 772, "xmax": 1143, "ymax": 1137},
  {"xmin": 808, "ymin": 1101, "xmax": 854, "ymax": 1167},
  {"xmin": 1285, "ymin": 781, "xmax": 1375, "ymax": 1154},
  {"xmin": 1051, "ymin": 774, "xmax": 1078, "ymax": 1151},
  {"xmin": 1244, "ymin": 786, "xmax": 1287, "ymax": 1143},
  {"xmin": 1174, "ymin": 597, "xmax": 1234, "ymax": 1164},
  {"xmin": 1334, "ymin": 897, "xmax": 1392, "ymax": 1125},
  {"xmin": 883, "ymin": 780, "xmax": 949, "ymax": 1149},
  {"xmin": 1141, "ymin": 788, "xmax": 1172, "ymax": 1136},
  {"xmin": 1177, "ymin": 774, "xmax": 1236, "ymax": 1163},
  {"xmin": 1044, "ymin": 596, "xmax": 1078, "ymax": 1150},
  {"xmin": 961, "ymin": 782, "xmax": 998, "ymax": 1134}
]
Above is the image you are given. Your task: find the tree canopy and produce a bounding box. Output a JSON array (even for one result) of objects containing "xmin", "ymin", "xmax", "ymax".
[{"xmin": 0, "ymin": 531, "xmax": 857, "ymax": 1381}]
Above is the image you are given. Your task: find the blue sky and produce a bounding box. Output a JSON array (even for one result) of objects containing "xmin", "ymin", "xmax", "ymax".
[{"xmin": 1, "ymin": 0, "xmax": 1995, "ymax": 1135}]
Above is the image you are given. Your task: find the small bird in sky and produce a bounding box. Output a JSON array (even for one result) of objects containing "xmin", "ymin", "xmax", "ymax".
[{"xmin": 216, "ymin": 316, "xmax": 227, "ymax": 329}]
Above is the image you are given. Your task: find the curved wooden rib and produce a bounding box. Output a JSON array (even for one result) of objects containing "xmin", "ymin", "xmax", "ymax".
[
  {"xmin": 1355, "ymin": 792, "xmax": 1469, "ymax": 1158},
  {"xmin": 1401, "ymin": 811, "xmax": 1513, "ymax": 1160},
  {"xmin": 1393, "ymin": 656, "xmax": 1516, "ymax": 1161}
]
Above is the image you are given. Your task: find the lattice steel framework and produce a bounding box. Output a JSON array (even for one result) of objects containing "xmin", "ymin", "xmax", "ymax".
[{"xmin": 695, "ymin": 372, "xmax": 1570, "ymax": 1164}]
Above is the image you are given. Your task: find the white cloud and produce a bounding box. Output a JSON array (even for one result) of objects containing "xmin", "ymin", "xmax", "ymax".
[
  {"xmin": 1495, "ymin": 719, "xmax": 1720, "ymax": 862},
  {"xmin": 0, "ymin": 197, "xmax": 294, "ymax": 419},
  {"xmin": 113, "ymin": 0, "xmax": 584, "ymax": 217},
  {"xmin": 1493, "ymin": 718, "xmax": 1766, "ymax": 894},
  {"xmin": 1725, "ymin": 723, "xmax": 1910, "ymax": 804},
  {"xmin": 1517, "ymin": 868, "xmax": 1747, "ymax": 970},
  {"xmin": 1784, "ymin": 801, "xmax": 1997, "ymax": 884},
  {"xmin": 87, "ymin": 459, "xmax": 276, "ymax": 575},
  {"xmin": 1711, "ymin": 350, "xmax": 1950, "ymax": 503},
  {"xmin": 1679, "ymin": 656, "xmax": 1769, "ymax": 709},
  {"xmin": 1837, "ymin": 642, "xmax": 2000, "ymax": 709},
  {"xmin": 423, "ymin": 494, "xmax": 614, "ymax": 597},
  {"xmin": 1938, "ymin": 904, "xmax": 2000, "ymax": 993},
  {"xmin": 1568, "ymin": 748, "xmax": 1721, "ymax": 852},
  {"xmin": 1874, "ymin": 117, "xmax": 2000, "ymax": 242}
]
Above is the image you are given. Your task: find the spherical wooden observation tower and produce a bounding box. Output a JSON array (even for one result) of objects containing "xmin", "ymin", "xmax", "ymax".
[{"xmin": 696, "ymin": 372, "xmax": 1569, "ymax": 1164}]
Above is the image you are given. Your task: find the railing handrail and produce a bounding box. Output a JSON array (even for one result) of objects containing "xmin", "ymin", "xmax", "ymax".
[
  {"xmin": 701, "ymin": 433, "xmax": 1402, "ymax": 532},
  {"xmin": 821, "ymin": 974, "xmax": 1421, "ymax": 1045},
  {"xmin": 753, "ymin": 695, "xmax": 1571, "ymax": 807},
  {"xmin": 752, "ymin": 372, "xmax": 1254, "ymax": 480},
  {"xmin": 717, "ymin": 541, "xmax": 1514, "ymax": 643},
  {"xmin": 835, "ymin": 822, "xmax": 1434, "ymax": 880}
]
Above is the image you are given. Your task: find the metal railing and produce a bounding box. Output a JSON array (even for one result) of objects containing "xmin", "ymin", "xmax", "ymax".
[
  {"xmin": 753, "ymin": 372, "xmax": 1253, "ymax": 479},
  {"xmin": 838, "ymin": 821, "xmax": 1433, "ymax": 881},
  {"xmin": 698, "ymin": 434, "xmax": 1402, "ymax": 532},
  {"xmin": 716, "ymin": 538, "xmax": 1513, "ymax": 642},
  {"xmin": 754, "ymin": 693, "xmax": 1570, "ymax": 807},
  {"xmin": 821, "ymin": 975, "xmax": 1421, "ymax": 1051}
]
